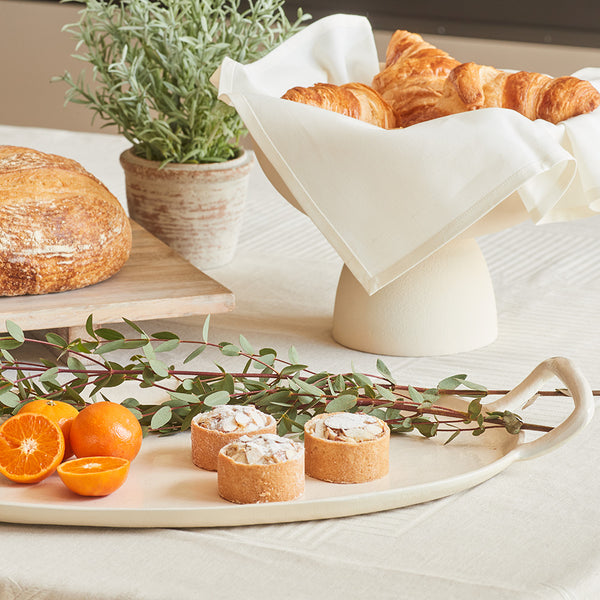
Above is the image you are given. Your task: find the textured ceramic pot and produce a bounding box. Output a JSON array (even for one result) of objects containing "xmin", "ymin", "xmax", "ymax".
[{"xmin": 120, "ymin": 148, "xmax": 253, "ymax": 270}]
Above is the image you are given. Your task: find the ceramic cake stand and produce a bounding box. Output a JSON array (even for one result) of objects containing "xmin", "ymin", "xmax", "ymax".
[{"xmin": 253, "ymin": 143, "xmax": 530, "ymax": 357}]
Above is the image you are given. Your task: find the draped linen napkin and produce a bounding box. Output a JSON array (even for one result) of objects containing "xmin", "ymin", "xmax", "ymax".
[{"xmin": 215, "ymin": 14, "xmax": 600, "ymax": 295}]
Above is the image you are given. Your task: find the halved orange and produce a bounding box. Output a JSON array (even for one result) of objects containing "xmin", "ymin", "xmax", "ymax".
[
  {"xmin": 18, "ymin": 399, "xmax": 79, "ymax": 459},
  {"xmin": 0, "ymin": 413, "xmax": 65, "ymax": 483},
  {"xmin": 57, "ymin": 456, "xmax": 130, "ymax": 497}
]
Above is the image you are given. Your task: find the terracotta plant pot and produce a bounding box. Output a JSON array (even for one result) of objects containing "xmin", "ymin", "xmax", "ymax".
[{"xmin": 119, "ymin": 148, "xmax": 253, "ymax": 270}]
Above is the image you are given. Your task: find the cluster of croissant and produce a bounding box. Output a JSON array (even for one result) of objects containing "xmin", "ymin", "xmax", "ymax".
[{"xmin": 281, "ymin": 30, "xmax": 600, "ymax": 128}]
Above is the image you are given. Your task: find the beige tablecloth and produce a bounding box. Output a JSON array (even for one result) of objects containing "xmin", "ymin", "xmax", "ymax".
[{"xmin": 1, "ymin": 125, "xmax": 600, "ymax": 599}]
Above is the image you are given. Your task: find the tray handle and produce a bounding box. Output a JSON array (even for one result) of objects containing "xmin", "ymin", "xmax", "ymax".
[{"xmin": 484, "ymin": 357, "xmax": 594, "ymax": 461}]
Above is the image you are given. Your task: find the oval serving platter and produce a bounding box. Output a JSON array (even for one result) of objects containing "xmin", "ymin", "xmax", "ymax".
[{"xmin": 0, "ymin": 357, "xmax": 593, "ymax": 528}]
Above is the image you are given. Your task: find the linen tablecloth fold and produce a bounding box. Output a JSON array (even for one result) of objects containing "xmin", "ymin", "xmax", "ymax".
[{"xmin": 216, "ymin": 15, "xmax": 600, "ymax": 295}]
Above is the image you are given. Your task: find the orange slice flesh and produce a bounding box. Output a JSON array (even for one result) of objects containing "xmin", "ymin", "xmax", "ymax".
[
  {"xmin": 57, "ymin": 456, "xmax": 130, "ymax": 497},
  {"xmin": 0, "ymin": 413, "xmax": 65, "ymax": 483},
  {"xmin": 18, "ymin": 399, "xmax": 79, "ymax": 459}
]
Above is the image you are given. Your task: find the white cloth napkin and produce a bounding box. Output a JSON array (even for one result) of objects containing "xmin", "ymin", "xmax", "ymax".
[{"xmin": 216, "ymin": 14, "xmax": 600, "ymax": 295}]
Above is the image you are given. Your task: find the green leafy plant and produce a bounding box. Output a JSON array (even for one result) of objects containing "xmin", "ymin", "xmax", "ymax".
[
  {"xmin": 0, "ymin": 316, "xmax": 559, "ymax": 442},
  {"xmin": 55, "ymin": 0, "xmax": 310, "ymax": 164}
]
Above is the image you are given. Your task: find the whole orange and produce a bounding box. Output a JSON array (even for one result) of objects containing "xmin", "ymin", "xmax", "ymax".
[
  {"xmin": 18, "ymin": 398, "xmax": 79, "ymax": 459},
  {"xmin": 70, "ymin": 402, "xmax": 143, "ymax": 462}
]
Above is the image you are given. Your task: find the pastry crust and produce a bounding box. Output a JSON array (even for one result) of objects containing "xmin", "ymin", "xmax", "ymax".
[
  {"xmin": 282, "ymin": 82, "xmax": 396, "ymax": 128},
  {"xmin": 217, "ymin": 434, "xmax": 304, "ymax": 504},
  {"xmin": 304, "ymin": 412, "xmax": 390, "ymax": 484},
  {"xmin": 0, "ymin": 145, "xmax": 132, "ymax": 296},
  {"xmin": 373, "ymin": 30, "xmax": 600, "ymax": 126},
  {"xmin": 191, "ymin": 405, "xmax": 276, "ymax": 471},
  {"xmin": 372, "ymin": 29, "xmax": 460, "ymax": 128},
  {"xmin": 432, "ymin": 62, "xmax": 600, "ymax": 124}
]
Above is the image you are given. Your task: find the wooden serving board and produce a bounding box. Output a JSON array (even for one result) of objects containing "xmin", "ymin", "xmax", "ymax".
[{"xmin": 0, "ymin": 221, "xmax": 234, "ymax": 335}]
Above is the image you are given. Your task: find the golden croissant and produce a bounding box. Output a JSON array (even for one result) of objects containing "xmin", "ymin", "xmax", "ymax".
[
  {"xmin": 282, "ymin": 29, "xmax": 600, "ymax": 128},
  {"xmin": 374, "ymin": 30, "xmax": 600, "ymax": 126},
  {"xmin": 281, "ymin": 82, "xmax": 396, "ymax": 128},
  {"xmin": 372, "ymin": 30, "xmax": 460, "ymax": 127},
  {"xmin": 428, "ymin": 62, "xmax": 600, "ymax": 124}
]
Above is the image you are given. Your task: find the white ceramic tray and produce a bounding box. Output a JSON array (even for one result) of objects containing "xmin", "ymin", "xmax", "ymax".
[{"xmin": 0, "ymin": 357, "xmax": 593, "ymax": 528}]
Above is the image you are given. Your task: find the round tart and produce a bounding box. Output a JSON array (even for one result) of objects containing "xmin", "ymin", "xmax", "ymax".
[
  {"xmin": 217, "ymin": 433, "xmax": 305, "ymax": 504},
  {"xmin": 191, "ymin": 404, "xmax": 276, "ymax": 471},
  {"xmin": 304, "ymin": 412, "xmax": 390, "ymax": 483}
]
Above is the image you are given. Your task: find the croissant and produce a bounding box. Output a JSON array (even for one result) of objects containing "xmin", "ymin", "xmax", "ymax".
[
  {"xmin": 372, "ymin": 30, "xmax": 460, "ymax": 127},
  {"xmin": 281, "ymin": 82, "xmax": 396, "ymax": 128},
  {"xmin": 427, "ymin": 61, "xmax": 600, "ymax": 124}
]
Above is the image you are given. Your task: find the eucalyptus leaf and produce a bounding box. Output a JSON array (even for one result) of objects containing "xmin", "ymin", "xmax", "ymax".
[
  {"xmin": 95, "ymin": 339, "xmax": 126, "ymax": 354},
  {"xmin": 288, "ymin": 345, "xmax": 300, "ymax": 364},
  {"xmin": 149, "ymin": 359, "xmax": 169, "ymax": 378},
  {"xmin": 183, "ymin": 345, "xmax": 206, "ymax": 363},
  {"xmin": 168, "ymin": 391, "xmax": 200, "ymax": 404},
  {"xmin": 154, "ymin": 338, "xmax": 180, "ymax": 353},
  {"xmin": 239, "ymin": 334, "xmax": 253, "ymax": 355},
  {"xmin": 376, "ymin": 358, "xmax": 395, "ymax": 384},
  {"xmin": 280, "ymin": 364, "xmax": 308, "ymax": 377},
  {"xmin": 203, "ymin": 390, "xmax": 230, "ymax": 407},
  {"xmin": 5, "ymin": 320, "xmax": 24, "ymax": 343},
  {"xmin": 292, "ymin": 377, "xmax": 324, "ymax": 397},
  {"xmin": 85, "ymin": 314, "xmax": 96, "ymax": 339},
  {"xmin": 150, "ymin": 405, "xmax": 172, "ymax": 430},
  {"xmin": 0, "ymin": 339, "xmax": 24, "ymax": 350},
  {"xmin": 95, "ymin": 328, "xmax": 125, "ymax": 341},
  {"xmin": 39, "ymin": 367, "xmax": 59, "ymax": 383},
  {"xmin": 408, "ymin": 385, "xmax": 425, "ymax": 404},
  {"xmin": 221, "ymin": 344, "xmax": 240, "ymax": 357},
  {"xmin": 437, "ymin": 374, "xmax": 467, "ymax": 390},
  {"xmin": 352, "ymin": 371, "xmax": 373, "ymax": 388},
  {"xmin": 0, "ymin": 390, "xmax": 19, "ymax": 408},
  {"xmin": 325, "ymin": 394, "xmax": 357, "ymax": 412},
  {"xmin": 202, "ymin": 315, "xmax": 210, "ymax": 342},
  {"xmin": 45, "ymin": 332, "xmax": 68, "ymax": 347}
]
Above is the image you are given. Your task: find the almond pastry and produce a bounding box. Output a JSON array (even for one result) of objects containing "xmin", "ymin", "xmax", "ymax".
[
  {"xmin": 304, "ymin": 412, "xmax": 390, "ymax": 483},
  {"xmin": 191, "ymin": 404, "xmax": 276, "ymax": 471},
  {"xmin": 217, "ymin": 433, "xmax": 305, "ymax": 504}
]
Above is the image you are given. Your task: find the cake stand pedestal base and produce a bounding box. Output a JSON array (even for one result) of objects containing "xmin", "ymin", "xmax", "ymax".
[{"xmin": 332, "ymin": 237, "xmax": 498, "ymax": 356}]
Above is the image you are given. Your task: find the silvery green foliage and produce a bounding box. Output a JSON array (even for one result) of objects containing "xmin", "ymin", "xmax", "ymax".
[
  {"xmin": 57, "ymin": 0, "xmax": 309, "ymax": 164},
  {"xmin": 0, "ymin": 315, "xmax": 535, "ymax": 442}
]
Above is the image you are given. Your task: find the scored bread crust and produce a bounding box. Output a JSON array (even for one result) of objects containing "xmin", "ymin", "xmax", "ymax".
[
  {"xmin": 304, "ymin": 412, "xmax": 390, "ymax": 484},
  {"xmin": 0, "ymin": 145, "xmax": 132, "ymax": 296}
]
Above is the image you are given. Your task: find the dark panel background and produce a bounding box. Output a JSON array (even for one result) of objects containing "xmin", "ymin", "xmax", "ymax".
[
  {"xmin": 286, "ymin": 0, "xmax": 600, "ymax": 47},
  {"xmin": 32, "ymin": 0, "xmax": 600, "ymax": 48}
]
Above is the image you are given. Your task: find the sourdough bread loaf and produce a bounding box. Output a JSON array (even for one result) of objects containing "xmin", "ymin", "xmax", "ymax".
[{"xmin": 0, "ymin": 145, "xmax": 132, "ymax": 296}]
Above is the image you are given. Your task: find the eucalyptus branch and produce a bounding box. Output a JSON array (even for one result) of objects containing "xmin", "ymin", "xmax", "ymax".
[{"xmin": 0, "ymin": 315, "xmax": 572, "ymax": 443}]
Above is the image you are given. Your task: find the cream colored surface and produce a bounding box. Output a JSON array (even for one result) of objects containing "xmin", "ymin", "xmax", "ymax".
[{"xmin": 0, "ymin": 124, "xmax": 600, "ymax": 598}]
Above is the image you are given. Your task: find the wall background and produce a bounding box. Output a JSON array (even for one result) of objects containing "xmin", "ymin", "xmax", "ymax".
[{"xmin": 3, "ymin": 0, "xmax": 600, "ymax": 133}]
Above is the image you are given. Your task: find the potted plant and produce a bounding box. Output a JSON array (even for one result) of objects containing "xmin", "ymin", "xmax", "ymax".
[{"xmin": 56, "ymin": 0, "xmax": 309, "ymax": 269}]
